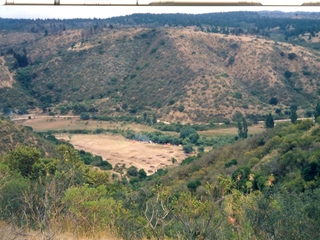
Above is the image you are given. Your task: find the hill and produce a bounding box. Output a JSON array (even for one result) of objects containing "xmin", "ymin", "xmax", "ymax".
[
  {"xmin": 1, "ymin": 12, "xmax": 320, "ymax": 123},
  {"xmin": 0, "ymin": 116, "xmax": 56, "ymax": 156}
]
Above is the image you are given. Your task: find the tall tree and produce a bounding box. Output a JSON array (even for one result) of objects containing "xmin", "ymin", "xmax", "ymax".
[
  {"xmin": 315, "ymin": 102, "xmax": 320, "ymax": 120},
  {"xmin": 290, "ymin": 109, "xmax": 298, "ymax": 124},
  {"xmin": 266, "ymin": 113, "xmax": 274, "ymax": 128},
  {"xmin": 243, "ymin": 117, "xmax": 248, "ymax": 138},
  {"xmin": 237, "ymin": 117, "xmax": 248, "ymax": 138},
  {"xmin": 237, "ymin": 119, "xmax": 243, "ymax": 138}
]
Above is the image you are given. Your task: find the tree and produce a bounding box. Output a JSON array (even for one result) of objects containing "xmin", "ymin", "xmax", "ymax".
[
  {"xmin": 187, "ymin": 180, "xmax": 201, "ymax": 192},
  {"xmin": 80, "ymin": 112, "xmax": 90, "ymax": 120},
  {"xmin": 127, "ymin": 166, "xmax": 138, "ymax": 177},
  {"xmin": 180, "ymin": 127, "xmax": 199, "ymax": 142},
  {"xmin": 237, "ymin": 117, "xmax": 248, "ymax": 138},
  {"xmin": 314, "ymin": 102, "xmax": 320, "ymax": 120},
  {"xmin": 290, "ymin": 109, "xmax": 298, "ymax": 124},
  {"xmin": 144, "ymin": 185, "xmax": 173, "ymax": 240},
  {"xmin": 284, "ymin": 70, "xmax": 292, "ymax": 79},
  {"xmin": 178, "ymin": 104, "xmax": 185, "ymax": 112},
  {"xmin": 183, "ymin": 144, "xmax": 194, "ymax": 154},
  {"xmin": 265, "ymin": 113, "xmax": 274, "ymax": 128},
  {"xmin": 138, "ymin": 169, "xmax": 147, "ymax": 179},
  {"xmin": 62, "ymin": 185, "xmax": 124, "ymax": 235},
  {"xmin": 269, "ymin": 97, "xmax": 278, "ymax": 105},
  {"xmin": 152, "ymin": 114, "xmax": 157, "ymax": 125},
  {"xmin": 15, "ymin": 67, "xmax": 32, "ymax": 89},
  {"xmin": 243, "ymin": 117, "xmax": 248, "ymax": 138},
  {"xmin": 4, "ymin": 146, "xmax": 41, "ymax": 178},
  {"xmin": 288, "ymin": 52, "xmax": 297, "ymax": 60},
  {"xmin": 237, "ymin": 120, "xmax": 243, "ymax": 138}
]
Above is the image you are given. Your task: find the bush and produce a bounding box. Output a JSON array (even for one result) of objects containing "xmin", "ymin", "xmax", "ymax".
[
  {"xmin": 178, "ymin": 104, "xmax": 185, "ymax": 112},
  {"xmin": 80, "ymin": 112, "xmax": 90, "ymax": 120},
  {"xmin": 179, "ymin": 127, "xmax": 193, "ymax": 138},
  {"xmin": 288, "ymin": 52, "xmax": 297, "ymax": 60},
  {"xmin": 228, "ymin": 56, "xmax": 235, "ymax": 65},
  {"xmin": 187, "ymin": 179, "xmax": 201, "ymax": 191},
  {"xmin": 73, "ymin": 104, "xmax": 87, "ymax": 115},
  {"xmin": 15, "ymin": 67, "xmax": 32, "ymax": 89},
  {"xmin": 233, "ymin": 92, "xmax": 242, "ymax": 99},
  {"xmin": 198, "ymin": 145, "xmax": 205, "ymax": 153},
  {"xmin": 181, "ymin": 156, "xmax": 197, "ymax": 165},
  {"xmin": 138, "ymin": 169, "xmax": 147, "ymax": 179},
  {"xmin": 46, "ymin": 83, "xmax": 54, "ymax": 90},
  {"xmin": 127, "ymin": 166, "xmax": 138, "ymax": 177},
  {"xmin": 98, "ymin": 161, "xmax": 113, "ymax": 170},
  {"xmin": 150, "ymin": 47, "xmax": 158, "ymax": 54},
  {"xmin": 183, "ymin": 144, "xmax": 194, "ymax": 154},
  {"xmin": 225, "ymin": 159, "xmax": 238, "ymax": 168},
  {"xmin": 284, "ymin": 70, "xmax": 293, "ymax": 79},
  {"xmin": 269, "ymin": 97, "xmax": 278, "ymax": 105}
]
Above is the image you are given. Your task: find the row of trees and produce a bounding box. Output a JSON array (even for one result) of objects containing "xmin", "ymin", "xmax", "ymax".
[{"xmin": 237, "ymin": 102, "xmax": 320, "ymax": 139}]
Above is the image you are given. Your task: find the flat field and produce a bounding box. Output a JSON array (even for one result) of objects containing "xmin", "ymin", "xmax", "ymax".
[
  {"xmin": 56, "ymin": 133, "xmax": 186, "ymax": 175},
  {"xmin": 13, "ymin": 115, "xmax": 265, "ymax": 174}
]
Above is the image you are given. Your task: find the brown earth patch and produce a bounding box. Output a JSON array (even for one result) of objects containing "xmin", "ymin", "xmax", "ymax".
[
  {"xmin": 0, "ymin": 56, "xmax": 15, "ymax": 88},
  {"xmin": 55, "ymin": 134, "xmax": 186, "ymax": 175}
]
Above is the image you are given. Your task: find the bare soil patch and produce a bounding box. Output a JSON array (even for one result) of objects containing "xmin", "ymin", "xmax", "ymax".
[
  {"xmin": 0, "ymin": 56, "xmax": 15, "ymax": 88},
  {"xmin": 15, "ymin": 115, "xmax": 264, "ymax": 175},
  {"xmin": 55, "ymin": 134, "xmax": 186, "ymax": 175},
  {"xmin": 13, "ymin": 115, "xmax": 157, "ymax": 133}
]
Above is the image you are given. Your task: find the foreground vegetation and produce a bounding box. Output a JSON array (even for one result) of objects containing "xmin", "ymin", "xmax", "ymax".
[{"xmin": 1, "ymin": 117, "xmax": 320, "ymax": 239}]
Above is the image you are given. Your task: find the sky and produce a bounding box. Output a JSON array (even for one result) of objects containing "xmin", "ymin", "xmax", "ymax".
[{"xmin": 0, "ymin": 0, "xmax": 319, "ymax": 19}]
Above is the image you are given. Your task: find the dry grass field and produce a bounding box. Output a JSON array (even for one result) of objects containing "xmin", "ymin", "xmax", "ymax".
[
  {"xmin": 14, "ymin": 115, "xmax": 264, "ymax": 174},
  {"xmin": 13, "ymin": 115, "xmax": 158, "ymax": 133},
  {"xmin": 56, "ymin": 133, "xmax": 186, "ymax": 175},
  {"xmin": 199, "ymin": 124, "xmax": 265, "ymax": 136}
]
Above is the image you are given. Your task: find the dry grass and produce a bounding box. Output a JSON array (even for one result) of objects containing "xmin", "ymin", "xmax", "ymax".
[
  {"xmin": 199, "ymin": 124, "xmax": 265, "ymax": 136},
  {"xmin": 163, "ymin": 28, "xmax": 320, "ymax": 121},
  {"xmin": 14, "ymin": 115, "xmax": 263, "ymax": 173},
  {"xmin": 13, "ymin": 114, "xmax": 156, "ymax": 133},
  {"xmin": 0, "ymin": 221, "xmax": 120, "ymax": 240},
  {"xmin": 55, "ymin": 133, "xmax": 186, "ymax": 175}
]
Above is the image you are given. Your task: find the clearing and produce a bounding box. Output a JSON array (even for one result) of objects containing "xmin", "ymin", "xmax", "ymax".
[
  {"xmin": 55, "ymin": 133, "xmax": 186, "ymax": 175},
  {"xmin": 13, "ymin": 115, "xmax": 265, "ymax": 174}
]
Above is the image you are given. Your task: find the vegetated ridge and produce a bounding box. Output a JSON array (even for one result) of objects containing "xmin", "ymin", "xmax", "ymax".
[
  {"xmin": 0, "ymin": 116, "xmax": 56, "ymax": 156},
  {"xmin": 1, "ymin": 12, "xmax": 320, "ymax": 124}
]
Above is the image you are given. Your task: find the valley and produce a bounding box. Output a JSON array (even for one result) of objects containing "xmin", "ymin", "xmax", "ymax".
[
  {"xmin": 11, "ymin": 113, "xmax": 268, "ymax": 174},
  {"xmin": 2, "ymin": 11, "xmax": 320, "ymax": 240}
]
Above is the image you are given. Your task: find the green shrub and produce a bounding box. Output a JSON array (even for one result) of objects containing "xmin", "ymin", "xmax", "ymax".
[
  {"xmin": 233, "ymin": 92, "xmax": 242, "ymax": 99},
  {"xmin": 183, "ymin": 144, "xmax": 194, "ymax": 154},
  {"xmin": 150, "ymin": 47, "xmax": 158, "ymax": 54},
  {"xmin": 225, "ymin": 159, "xmax": 237, "ymax": 168},
  {"xmin": 187, "ymin": 179, "xmax": 201, "ymax": 191},
  {"xmin": 80, "ymin": 112, "xmax": 90, "ymax": 120},
  {"xmin": 127, "ymin": 166, "xmax": 138, "ymax": 177}
]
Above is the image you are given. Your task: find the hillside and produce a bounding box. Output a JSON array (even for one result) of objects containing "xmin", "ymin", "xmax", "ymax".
[
  {"xmin": 1, "ymin": 12, "xmax": 320, "ymax": 123},
  {"xmin": 0, "ymin": 116, "xmax": 56, "ymax": 156},
  {"xmin": 1, "ymin": 117, "xmax": 320, "ymax": 239}
]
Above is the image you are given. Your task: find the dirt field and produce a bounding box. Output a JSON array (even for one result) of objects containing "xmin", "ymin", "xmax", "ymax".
[
  {"xmin": 55, "ymin": 133, "xmax": 187, "ymax": 175},
  {"xmin": 13, "ymin": 115, "xmax": 265, "ymax": 174},
  {"xmin": 13, "ymin": 115, "xmax": 160, "ymax": 133}
]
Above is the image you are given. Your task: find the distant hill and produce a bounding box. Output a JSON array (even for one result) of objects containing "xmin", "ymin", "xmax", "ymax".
[{"xmin": 1, "ymin": 12, "xmax": 320, "ymax": 123}]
